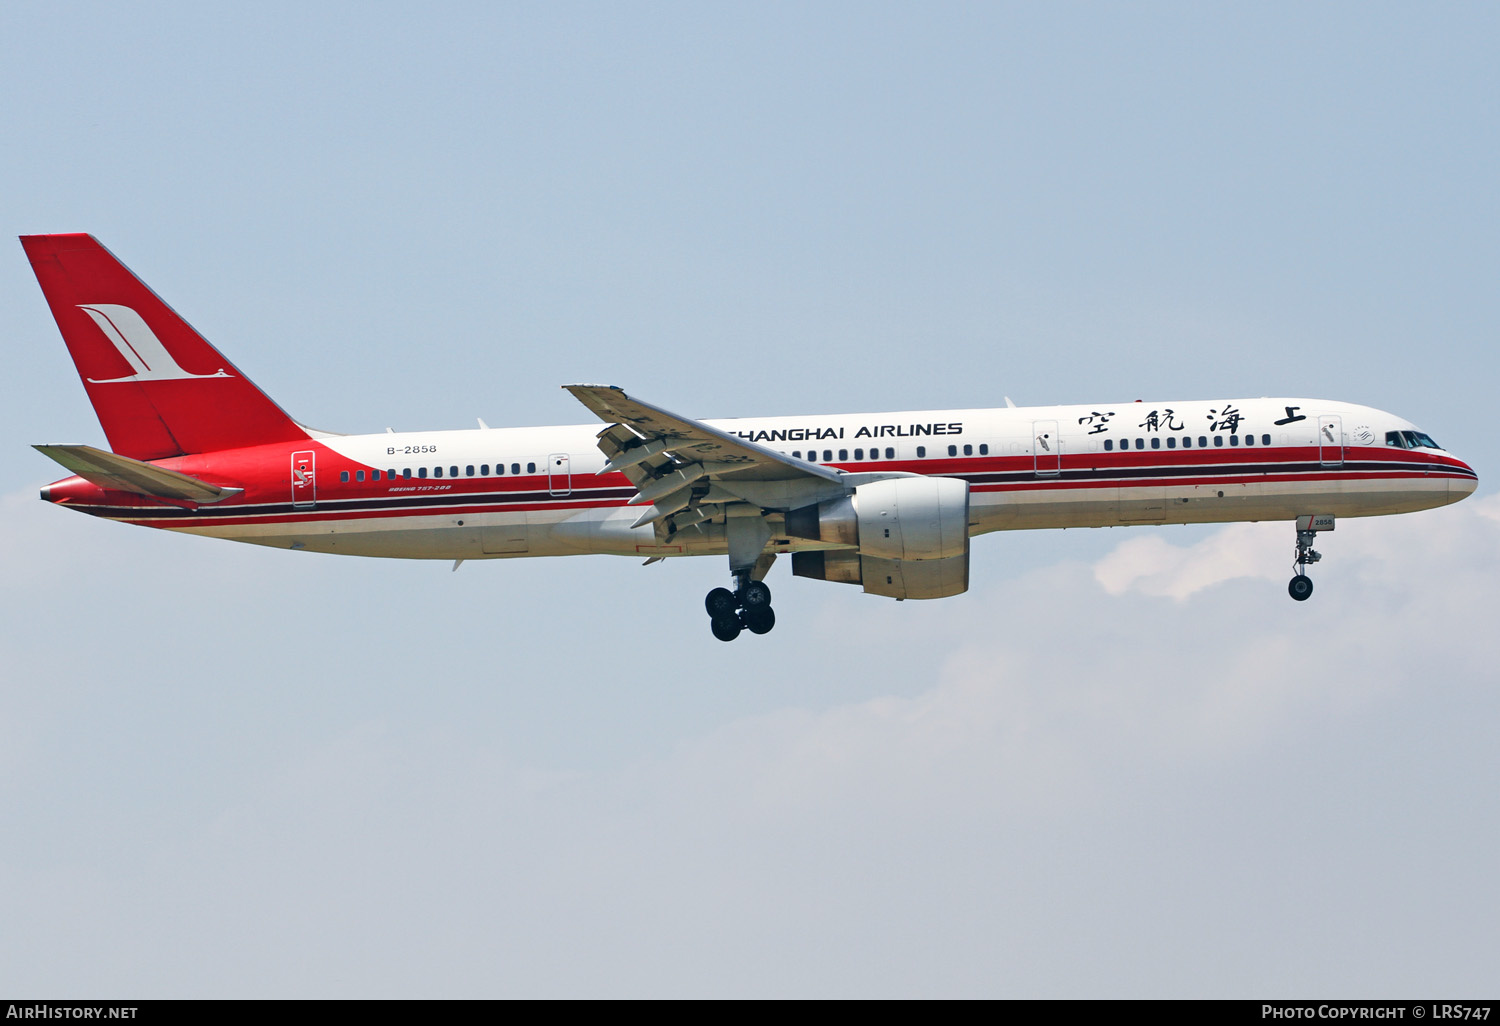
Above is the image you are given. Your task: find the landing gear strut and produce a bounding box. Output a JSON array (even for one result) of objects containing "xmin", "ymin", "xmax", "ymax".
[
  {"xmin": 705, "ymin": 575, "xmax": 776, "ymax": 641},
  {"xmin": 1288, "ymin": 514, "xmax": 1332, "ymax": 602}
]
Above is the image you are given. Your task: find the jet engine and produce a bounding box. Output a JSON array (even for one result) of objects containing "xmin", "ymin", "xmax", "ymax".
[{"xmin": 788, "ymin": 476, "xmax": 970, "ymax": 599}]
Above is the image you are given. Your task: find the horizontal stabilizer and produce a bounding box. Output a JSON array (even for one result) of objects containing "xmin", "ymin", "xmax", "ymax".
[{"xmin": 34, "ymin": 444, "xmax": 241, "ymax": 503}]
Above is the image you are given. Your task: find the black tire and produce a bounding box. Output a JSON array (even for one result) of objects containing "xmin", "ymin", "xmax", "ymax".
[
  {"xmin": 710, "ymin": 615, "xmax": 742, "ymax": 642},
  {"xmin": 741, "ymin": 581, "xmax": 772, "ymax": 609},
  {"xmin": 1288, "ymin": 574, "xmax": 1314, "ymax": 601},
  {"xmin": 705, "ymin": 587, "xmax": 737, "ymax": 618},
  {"xmin": 744, "ymin": 606, "xmax": 776, "ymax": 635}
]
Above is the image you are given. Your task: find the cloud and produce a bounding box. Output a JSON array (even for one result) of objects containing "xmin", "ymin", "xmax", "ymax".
[{"xmin": 1093, "ymin": 521, "xmax": 1285, "ymax": 599}]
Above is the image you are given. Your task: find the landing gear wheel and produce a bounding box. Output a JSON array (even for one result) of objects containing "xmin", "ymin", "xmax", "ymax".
[
  {"xmin": 740, "ymin": 580, "xmax": 772, "ymax": 609},
  {"xmin": 710, "ymin": 615, "xmax": 743, "ymax": 642},
  {"xmin": 705, "ymin": 587, "xmax": 737, "ymax": 618},
  {"xmin": 1289, "ymin": 523, "xmax": 1325, "ymax": 601},
  {"xmin": 743, "ymin": 606, "xmax": 776, "ymax": 635}
]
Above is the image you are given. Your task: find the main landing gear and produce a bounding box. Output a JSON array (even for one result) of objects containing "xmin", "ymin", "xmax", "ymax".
[
  {"xmin": 705, "ymin": 578, "xmax": 775, "ymax": 641},
  {"xmin": 1288, "ymin": 514, "xmax": 1333, "ymax": 602}
]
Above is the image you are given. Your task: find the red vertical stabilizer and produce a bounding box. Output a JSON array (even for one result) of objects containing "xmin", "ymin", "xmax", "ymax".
[{"xmin": 21, "ymin": 233, "xmax": 309, "ymax": 459}]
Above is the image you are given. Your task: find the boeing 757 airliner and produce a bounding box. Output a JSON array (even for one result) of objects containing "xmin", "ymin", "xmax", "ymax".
[{"xmin": 24, "ymin": 234, "xmax": 1478, "ymax": 640}]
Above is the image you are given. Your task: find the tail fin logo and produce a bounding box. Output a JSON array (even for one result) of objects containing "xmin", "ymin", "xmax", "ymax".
[{"xmin": 76, "ymin": 304, "xmax": 231, "ymax": 383}]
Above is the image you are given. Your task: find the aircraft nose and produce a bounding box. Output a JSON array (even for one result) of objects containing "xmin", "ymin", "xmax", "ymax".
[{"xmin": 1449, "ymin": 459, "xmax": 1478, "ymax": 503}]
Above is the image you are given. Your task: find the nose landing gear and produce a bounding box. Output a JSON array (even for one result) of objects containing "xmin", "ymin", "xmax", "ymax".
[
  {"xmin": 1288, "ymin": 514, "xmax": 1333, "ymax": 602},
  {"xmin": 705, "ymin": 578, "xmax": 776, "ymax": 641}
]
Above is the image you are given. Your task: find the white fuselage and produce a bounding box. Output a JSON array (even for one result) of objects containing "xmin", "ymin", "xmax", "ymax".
[{"xmin": 78, "ymin": 397, "xmax": 1474, "ymax": 562}]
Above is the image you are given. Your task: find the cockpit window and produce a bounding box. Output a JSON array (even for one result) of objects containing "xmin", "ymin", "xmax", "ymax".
[{"xmin": 1388, "ymin": 430, "xmax": 1442, "ymax": 450}]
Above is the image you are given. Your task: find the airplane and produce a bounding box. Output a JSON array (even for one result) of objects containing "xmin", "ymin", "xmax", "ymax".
[{"xmin": 23, "ymin": 233, "xmax": 1479, "ymax": 641}]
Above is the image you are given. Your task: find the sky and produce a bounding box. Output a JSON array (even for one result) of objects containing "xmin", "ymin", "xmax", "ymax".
[{"xmin": 1, "ymin": 1, "xmax": 1497, "ymax": 998}]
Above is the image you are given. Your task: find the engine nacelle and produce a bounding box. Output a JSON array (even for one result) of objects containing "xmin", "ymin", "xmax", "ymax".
[
  {"xmin": 859, "ymin": 552, "xmax": 969, "ymax": 600},
  {"xmin": 789, "ymin": 476, "xmax": 970, "ymax": 600},
  {"xmin": 852, "ymin": 476, "xmax": 969, "ymax": 562}
]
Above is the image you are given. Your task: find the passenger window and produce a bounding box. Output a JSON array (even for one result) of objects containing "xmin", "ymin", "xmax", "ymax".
[
  {"xmin": 916, "ymin": 446, "xmax": 926, "ymax": 458},
  {"xmin": 403, "ymin": 468, "xmax": 412, "ymax": 479},
  {"xmin": 512, "ymin": 463, "xmax": 521, "ymax": 475},
  {"xmin": 1262, "ymin": 434, "xmax": 1271, "ymax": 446},
  {"xmin": 792, "ymin": 451, "xmax": 801, "ymax": 459},
  {"xmin": 434, "ymin": 467, "xmax": 443, "ymax": 478},
  {"xmin": 1104, "ymin": 439, "xmax": 1114, "ymax": 451},
  {"xmin": 1213, "ymin": 436, "xmax": 1223, "ymax": 447},
  {"xmin": 1150, "ymin": 437, "xmax": 1160, "ymax": 449},
  {"xmin": 1166, "ymin": 437, "xmax": 1176, "ymax": 449},
  {"xmin": 979, "ymin": 444, "xmax": 988, "ymax": 456},
  {"xmin": 948, "ymin": 445, "xmax": 958, "ymax": 457},
  {"xmin": 356, "ymin": 470, "xmax": 366, "ymax": 482},
  {"xmin": 466, "ymin": 465, "xmax": 475, "ymax": 476},
  {"xmin": 418, "ymin": 468, "xmax": 428, "ymax": 478},
  {"xmin": 1135, "ymin": 438, "xmax": 1145, "ymax": 450},
  {"xmin": 963, "ymin": 444, "xmax": 973, "ymax": 456},
  {"xmin": 1199, "ymin": 436, "xmax": 1208, "ymax": 447},
  {"xmin": 340, "ymin": 471, "xmax": 350, "ymax": 482},
  {"xmin": 886, "ymin": 447, "xmax": 895, "ymax": 459},
  {"xmin": 854, "ymin": 448, "xmax": 864, "ymax": 460},
  {"xmin": 527, "ymin": 462, "xmax": 536, "ymax": 474},
  {"xmin": 1230, "ymin": 435, "xmax": 1240, "ymax": 446},
  {"xmin": 838, "ymin": 449, "xmax": 848, "ymax": 461},
  {"xmin": 823, "ymin": 450, "xmax": 833, "ymax": 462},
  {"xmin": 481, "ymin": 464, "xmax": 489, "ymax": 475},
  {"xmin": 450, "ymin": 466, "xmax": 458, "ymax": 477},
  {"xmin": 1245, "ymin": 434, "xmax": 1255, "ymax": 446}
]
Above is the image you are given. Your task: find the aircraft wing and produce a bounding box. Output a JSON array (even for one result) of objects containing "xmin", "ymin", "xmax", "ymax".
[{"xmin": 563, "ymin": 384, "xmax": 850, "ymax": 531}]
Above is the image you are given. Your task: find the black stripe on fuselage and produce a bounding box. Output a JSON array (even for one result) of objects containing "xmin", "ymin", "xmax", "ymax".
[{"xmin": 962, "ymin": 456, "xmax": 1473, "ymax": 487}]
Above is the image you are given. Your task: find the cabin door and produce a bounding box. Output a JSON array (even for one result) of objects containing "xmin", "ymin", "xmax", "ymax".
[
  {"xmin": 291, "ymin": 450, "xmax": 316, "ymax": 507},
  {"xmin": 1032, "ymin": 421, "xmax": 1060, "ymax": 476},
  {"xmin": 548, "ymin": 453, "xmax": 571, "ymax": 496},
  {"xmin": 1318, "ymin": 416, "xmax": 1344, "ymax": 466}
]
